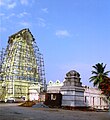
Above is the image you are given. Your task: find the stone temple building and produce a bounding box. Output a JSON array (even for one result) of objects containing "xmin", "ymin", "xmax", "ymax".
[
  {"xmin": 0, "ymin": 29, "xmax": 109, "ymax": 110},
  {"xmin": 0, "ymin": 29, "xmax": 46, "ymax": 102},
  {"xmin": 47, "ymin": 70, "xmax": 109, "ymax": 110}
]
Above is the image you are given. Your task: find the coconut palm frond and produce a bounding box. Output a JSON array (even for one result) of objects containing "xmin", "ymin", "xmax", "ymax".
[
  {"xmin": 93, "ymin": 78, "xmax": 100, "ymax": 87},
  {"xmin": 92, "ymin": 65, "xmax": 97, "ymax": 70},
  {"xmin": 89, "ymin": 63, "xmax": 110, "ymax": 88},
  {"xmin": 91, "ymin": 71, "xmax": 98, "ymax": 75},
  {"xmin": 104, "ymin": 71, "xmax": 110, "ymax": 75},
  {"xmin": 103, "ymin": 64, "xmax": 107, "ymax": 70},
  {"xmin": 89, "ymin": 76, "xmax": 98, "ymax": 82}
]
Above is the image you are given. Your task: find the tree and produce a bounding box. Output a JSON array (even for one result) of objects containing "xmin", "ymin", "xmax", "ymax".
[
  {"xmin": 90, "ymin": 63, "xmax": 110, "ymax": 110},
  {"xmin": 89, "ymin": 63, "xmax": 110, "ymax": 88},
  {"xmin": 99, "ymin": 77, "xmax": 110, "ymax": 98}
]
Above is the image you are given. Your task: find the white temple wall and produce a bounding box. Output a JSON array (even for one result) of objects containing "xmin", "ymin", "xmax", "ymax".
[{"xmin": 84, "ymin": 87, "xmax": 109, "ymax": 109}]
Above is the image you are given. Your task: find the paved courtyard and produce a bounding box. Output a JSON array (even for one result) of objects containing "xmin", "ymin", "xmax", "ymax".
[{"xmin": 0, "ymin": 103, "xmax": 110, "ymax": 120}]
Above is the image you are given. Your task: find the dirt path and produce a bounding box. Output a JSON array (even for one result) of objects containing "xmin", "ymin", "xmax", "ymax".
[{"xmin": 0, "ymin": 103, "xmax": 110, "ymax": 120}]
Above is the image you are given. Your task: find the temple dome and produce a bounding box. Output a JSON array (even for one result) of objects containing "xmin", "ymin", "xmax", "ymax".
[{"xmin": 66, "ymin": 70, "xmax": 80, "ymax": 78}]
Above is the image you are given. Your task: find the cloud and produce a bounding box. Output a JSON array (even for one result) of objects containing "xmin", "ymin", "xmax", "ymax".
[
  {"xmin": 19, "ymin": 21, "xmax": 31, "ymax": 27},
  {"xmin": 0, "ymin": 13, "xmax": 15, "ymax": 20},
  {"xmin": 0, "ymin": 0, "xmax": 16, "ymax": 9},
  {"xmin": 41, "ymin": 8, "xmax": 48, "ymax": 13},
  {"xmin": 6, "ymin": 13, "xmax": 15, "ymax": 19},
  {"xmin": 20, "ymin": 0, "xmax": 28, "ymax": 5},
  {"xmin": 55, "ymin": 30, "xmax": 70, "ymax": 38},
  {"xmin": 37, "ymin": 18, "xmax": 46, "ymax": 27},
  {"xmin": 20, "ymin": 0, "xmax": 35, "ymax": 6},
  {"xmin": 7, "ymin": 2, "xmax": 16, "ymax": 9},
  {"xmin": 17, "ymin": 12, "xmax": 29, "ymax": 18}
]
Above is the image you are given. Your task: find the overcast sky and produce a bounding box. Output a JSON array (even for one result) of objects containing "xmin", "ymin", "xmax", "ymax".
[{"xmin": 0, "ymin": 0, "xmax": 110, "ymax": 86}]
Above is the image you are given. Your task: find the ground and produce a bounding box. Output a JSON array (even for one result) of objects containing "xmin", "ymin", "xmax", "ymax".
[{"xmin": 0, "ymin": 103, "xmax": 110, "ymax": 120}]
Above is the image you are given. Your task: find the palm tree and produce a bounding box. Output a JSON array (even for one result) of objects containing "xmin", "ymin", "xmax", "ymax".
[{"xmin": 89, "ymin": 63, "xmax": 110, "ymax": 88}]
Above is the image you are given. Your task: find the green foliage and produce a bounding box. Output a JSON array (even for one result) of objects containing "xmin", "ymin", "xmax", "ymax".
[
  {"xmin": 89, "ymin": 63, "xmax": 110, "ymax": 88},
  {"xmin": 99, "ymin": 77, "xmax": 110, "ymax": 97}
]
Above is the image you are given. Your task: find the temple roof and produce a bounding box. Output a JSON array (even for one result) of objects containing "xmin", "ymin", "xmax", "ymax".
[
  {"xmin": 66, "ymin": 70, "xmax": 80, "ymax": 78},
  {"xmin": 8, "ymin": 28, "xmax": 35, "ymax": 44}
]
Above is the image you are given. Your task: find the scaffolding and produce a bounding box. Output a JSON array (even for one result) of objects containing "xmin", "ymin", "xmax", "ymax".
[
  {"xmin": 0, "ymin": 28, "xmax": 46, "ymax": 101},
  {"xmin": 0, "ymin": 48, "xmax": 5, "ymax": 73},
  {"xmin": 33, "ymin": 42, "xmax": 46, "ymax": 90}
]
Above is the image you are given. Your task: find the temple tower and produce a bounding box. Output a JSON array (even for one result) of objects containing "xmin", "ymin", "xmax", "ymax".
[{"xmin": 0, "ymin": 29, "xmax": 46, "ymax": 102}]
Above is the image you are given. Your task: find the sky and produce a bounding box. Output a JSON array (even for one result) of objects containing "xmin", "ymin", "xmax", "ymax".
[{"xmin": 0, "ymin": 0, "xmax": 110, "ymax": 87}]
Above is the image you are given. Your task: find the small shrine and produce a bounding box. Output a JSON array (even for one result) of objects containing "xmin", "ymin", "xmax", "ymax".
[{"xmin": 60, "ymin": 70, "xmax": 85, "ymax": 107}]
